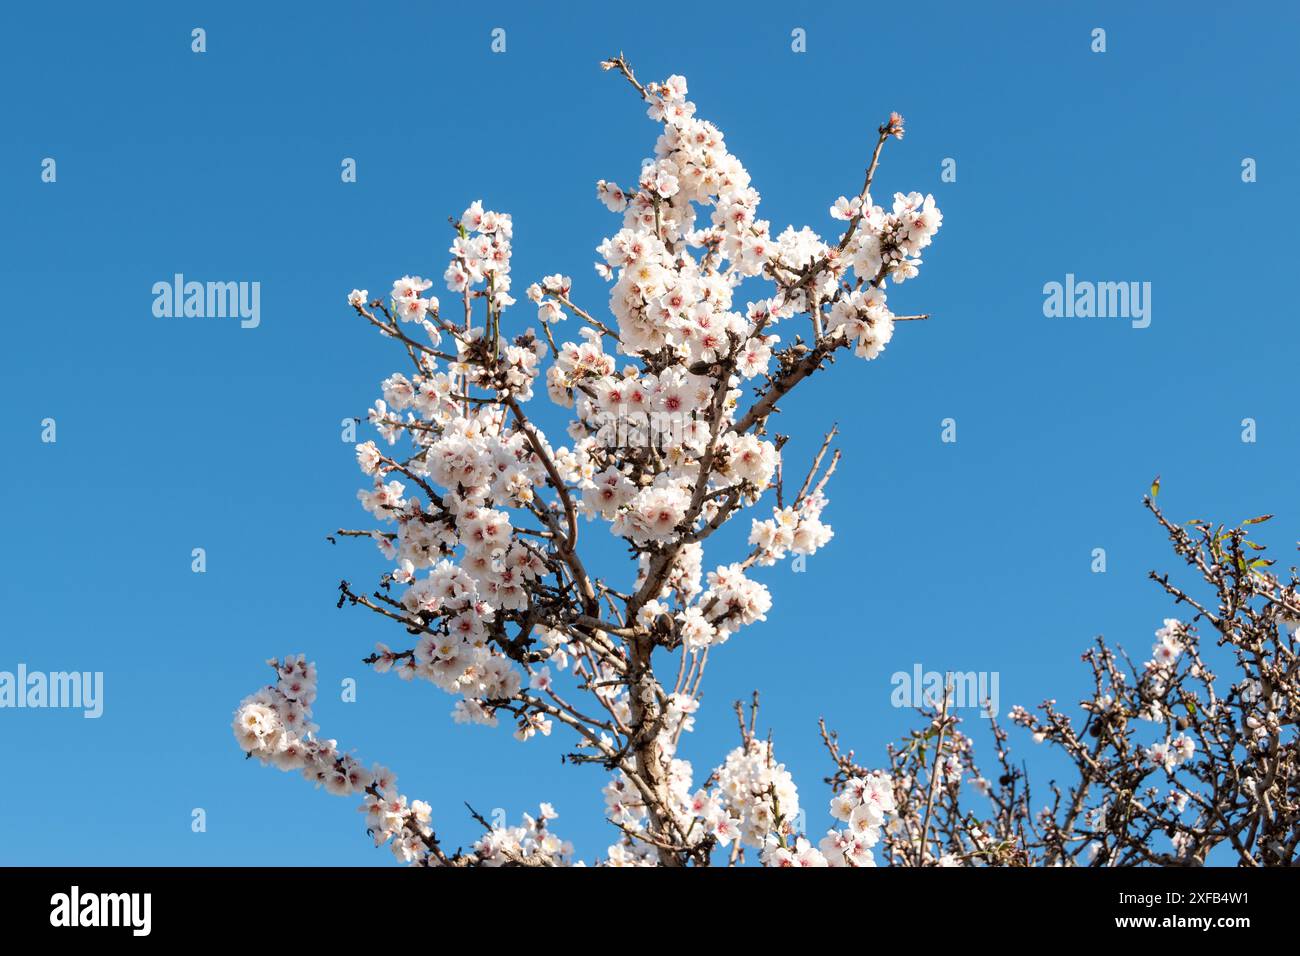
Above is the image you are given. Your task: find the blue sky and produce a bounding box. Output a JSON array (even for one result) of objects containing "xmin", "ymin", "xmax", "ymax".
[{"xmin": 1, "ymin": 1, "xmax": 1297, "ymax": 865}]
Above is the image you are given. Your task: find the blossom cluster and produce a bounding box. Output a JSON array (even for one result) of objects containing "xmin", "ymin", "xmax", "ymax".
[
  {"xmin": 815, "ymin": 770, "xmax": 897, "ymax": 867},
  {"xmin": 748, "ymin": 491, "xmax": 835, "ymax": 566},
  {"xmin": 445, "ymin": 199, "xmax": 515, "ymax": 311},
  {"xmin": 704, "ymin": 739, "xmax": 802, "ymax": 850},
  {"xmin": 471, "ymin": 803, "xmax": 574, "ymax": 866}
]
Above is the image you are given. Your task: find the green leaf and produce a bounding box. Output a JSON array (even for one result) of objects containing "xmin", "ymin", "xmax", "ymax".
[
  {"xmin": 1244, "ymin": 514, "xmax": 1274, "ymax": 525},
  {"xmin": 1150, "ymin": 475, "xmax": 1161, "ymax": 498}
]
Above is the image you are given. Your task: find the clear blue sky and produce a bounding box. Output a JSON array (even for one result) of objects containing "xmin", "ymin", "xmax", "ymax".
[{"xmin": 1, "ymin": 1, "xmax": 1297, "ymax": 865}]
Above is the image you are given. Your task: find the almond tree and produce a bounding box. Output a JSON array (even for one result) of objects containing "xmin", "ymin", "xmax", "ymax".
[
  {"xmin": 235, "ymin": 54, "xmax": 946, "ymax": 867},
  {"xmin": 821, "ymin": 500, "xmax": 1300, "ymax": 867}
]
